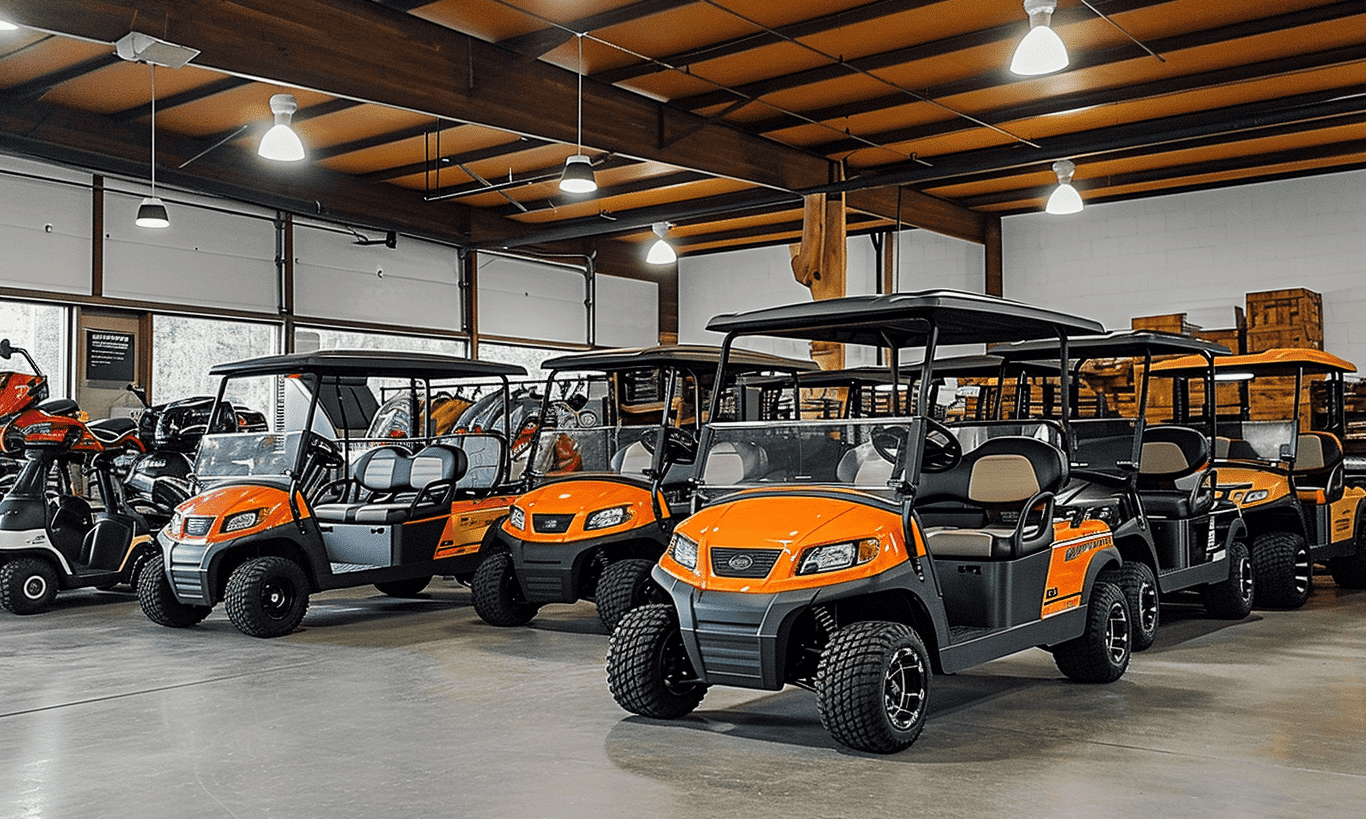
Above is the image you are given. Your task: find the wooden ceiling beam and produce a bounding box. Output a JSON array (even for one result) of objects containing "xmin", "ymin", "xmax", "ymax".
[
  {"xmin": 675, "ymin": 0, "xmax": 1172, "ymax": 112},
  {"xmin": 110, "ymin": 76, "xmax": 251, "ymax": 123},
  {"xmin": 5, "ymin": 53, "xmax": 120, "ymax": 101},
  {"xmin": 808, "ymin": 42, "xmax": 1366, "ymax": 155},
  {"xmin": 489, "ymin": 169, "xmax": 709, "ymax": 217},
  {"xmin": 359, "ymin": 135, "xmax": 551, "ymax": 183},
  {"xmin": 955, "ymin": 137, "xmax": 1366, "ymax": 208},
  {"xmin": 498, "ymin": 0, "xmax": 695, "ymax": 59},
  {"xmin": 593, "ymin": 0, "xmax": 945, "ymax": 84}
]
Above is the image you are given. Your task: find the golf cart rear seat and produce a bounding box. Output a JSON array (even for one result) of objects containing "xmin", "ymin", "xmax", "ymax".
[
  {"xmin": 313, "ymin": 444, "xmax": 467, "ymax": 524},
  {"xmin": 1293, "ymin": 431, "xmax": 1345, "ymax": 504},
  {"xmin": 1138, "ymin": 425, "xmax": 1214, "ymax": 518},
  {"xmin": 916, "ymin": 436, "xmax": 1066, "ymax": 559}
]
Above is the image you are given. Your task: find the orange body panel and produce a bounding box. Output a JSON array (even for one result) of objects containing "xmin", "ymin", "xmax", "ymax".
[
  {"xmin": 660, "ymin": 491, "xmax": 906, "ymax": 594},
  {"xmin": 433, "ymin": 495, "xmax": 518, "ymax": 559},
  {"xmin": 1216, "ymin": 465, "xmax": 1293, "ymax": 510},
  {"xmin": 1041, "ymin": 520, "xmax": 1115, "ymax": 618},
  {"xmin": 503, "ymin": 477, "xmax": 665, "ymax": 543},
  {"xmin": 0, "ymin": 372, "xmax": 43, "ymax": 415},
  {"xmin": 1327, "ymin": 486, "xmax": 1366, "ymax": 545},
  {"xmin": 170, "ymin": 484, "xmax": 305, "ymax": 543}
]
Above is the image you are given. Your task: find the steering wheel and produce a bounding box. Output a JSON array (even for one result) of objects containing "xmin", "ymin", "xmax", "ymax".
[
  {"xmin": 871, "ymin": 420, "xmax": 962, "ymax": 474},
  {"xmin": 305, "ymin": 432, "xmax": 344, "ymax": 470},
  {"xmin": 641, "ymin": 427, "xmax": 698, "ymax": 464}
]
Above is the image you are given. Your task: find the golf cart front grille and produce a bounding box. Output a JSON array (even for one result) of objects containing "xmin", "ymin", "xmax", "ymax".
[
  {"xmin": 184, "ymin": 516, "xmax": 214, "ymax": 537},
  {"xmin": 709, "ymin": 547, "xmax": 782, "ymax": 578},
  {"xmin": 532, "ymin": 513, "xmax": 576, "ymax": 534}
]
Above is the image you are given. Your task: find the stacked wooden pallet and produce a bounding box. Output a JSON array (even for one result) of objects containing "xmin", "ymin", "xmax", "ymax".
[{"xmin": 1245, "ymin": 287, "xmax": 1323, "ymax": 352}]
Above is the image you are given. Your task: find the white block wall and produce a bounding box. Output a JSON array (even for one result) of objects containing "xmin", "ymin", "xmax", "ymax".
[{"xmin": 1004, "ymin": 169, "xmax": 1366, "ymax": 365}]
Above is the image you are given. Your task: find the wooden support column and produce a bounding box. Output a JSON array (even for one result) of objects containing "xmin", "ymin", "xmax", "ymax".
[
  {"xmin": 984, "ymin": 215, "xmax": 1003, "ymax": 297},
  {"xmin": 791, "ymin": 184, "xmax": 847, "ymax": 370}
]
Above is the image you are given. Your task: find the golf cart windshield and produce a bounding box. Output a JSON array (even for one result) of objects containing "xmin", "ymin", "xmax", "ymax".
[
  {"xmin": 195, "ymin": 431, "xmax": 302, "ymax": 479},
  {"xmin": 696, "ymin": 417, "xmax": 925, "ymax": 503}
]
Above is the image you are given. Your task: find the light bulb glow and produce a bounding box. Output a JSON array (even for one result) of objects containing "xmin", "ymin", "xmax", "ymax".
[
  {"xmin": 559, "ymin": 154, "xmax": 597, "ymax": 193},
  {"xmin": 1045, "ymin": 183, "xmax": 1083, "ymax": 215},
  {"xmin": 646, "ymin": 237, "xmax": 677, "ymax": 265},
  {"xmin": 136, "ymin": 196, "xmax": 170, "ymax": 228},
  {"xmin": 0, "ymin": 19, "xmax": 19, "ymax": 31},
  {"xmin": 1010, "ymin": 24, "xmax": 1068, "ymax": 75},
  {"xmin": 259, "ymin": 123, "xmax": 306, "ymax": 161}
]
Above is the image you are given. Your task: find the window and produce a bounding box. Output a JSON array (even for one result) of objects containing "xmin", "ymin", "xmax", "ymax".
[
  {"xmin": 0, "ymin": 300, "xmax": 70, "ymax": 397},
  {"xmin": 152, "ymin": 315, "xmax": 280, "ymax": 407},
  {"xmin": 295, "ymin": 327, "xmax": 466, "ymax": 358}
]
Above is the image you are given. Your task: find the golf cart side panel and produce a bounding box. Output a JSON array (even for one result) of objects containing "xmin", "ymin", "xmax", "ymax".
[{"xmin": 1313, "ymin": 485, "xmax": 1366, "ymax": 556}]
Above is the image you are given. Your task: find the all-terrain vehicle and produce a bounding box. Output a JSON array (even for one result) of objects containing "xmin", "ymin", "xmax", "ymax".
[
  {"xmin": 1150, "ymin": 348, "xmax": 1366, "ymax": 605},
  {"xmin": 990, "ymin": 331, "xmax": 1252, "ymax": 649},
  {"xmin": 137, "ymin": 350, "xmax": 528, "ymax": 637},
  {"xmin": 606, "ymin": 290, "xmax": 1133, "ymax": 754},
  {"xmin": 0, "ymin": 385, "xmax": 159, "ymax": 614},
  {"xmin": 474, "ymin": 345, "xmax": 814, "ymax": 630}
]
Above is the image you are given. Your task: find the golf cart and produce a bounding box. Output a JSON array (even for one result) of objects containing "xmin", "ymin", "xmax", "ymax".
[
  {"xmin": 1150, "ymin": 348, "xmax": 1366, "ymax": 604},
  {"xmin": 138, "ymin": 350, "xmax": 528, "ymax": 637},
  {"xmin": 474, "ymin": 345, "xmax": 814, "ymax": 630},
  {"xmin": 990, "ymin": 331, "xmax": 1252, "ymax": 649},
  {"xmin": 606, "ymin": 290, "xmax": 1132, "ymax": 754}
]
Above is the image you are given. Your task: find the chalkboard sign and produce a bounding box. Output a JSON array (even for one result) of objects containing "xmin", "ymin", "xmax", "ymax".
[{"xmin": 86, "ymin": 329, "xmax": 136, "ymax": 382}]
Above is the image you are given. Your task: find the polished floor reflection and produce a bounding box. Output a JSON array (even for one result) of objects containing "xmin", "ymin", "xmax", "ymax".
[{"xmin": 2, "ymin": 575, "xmax": 1364, "ymax": 818}]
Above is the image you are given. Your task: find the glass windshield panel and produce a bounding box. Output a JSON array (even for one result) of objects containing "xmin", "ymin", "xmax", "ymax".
[
  {"xmin": 949, "ymin": 420, "xmax": 1067, "ymax": 453},
  {"xmin": 1216, "ymin": 420, "xmax": 1297, "ymax": 462},
  {"xmin": 194, "ymin": 431, "xmax": 301, "ymax": 479},
  {"xmin": 1070, "ymin": 417, "xmax": 1139, "ymax": 473},
  {"xmin": 695, "ymin": 418, "xmax": 923, "ymax": 503}
]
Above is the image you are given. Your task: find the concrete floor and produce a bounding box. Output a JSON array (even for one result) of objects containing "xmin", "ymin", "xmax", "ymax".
[{"xmin": 3, "ymin": 576, "xmax": 1365, "ymax": 819}]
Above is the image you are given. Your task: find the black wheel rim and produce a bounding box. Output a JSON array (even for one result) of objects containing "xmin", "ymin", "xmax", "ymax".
[
  {"xmin": 1105, "ymin": 601, "xmax": 1129, "ymax": 664},
  {"xmin": 654, "ymin": 628, "xmax": 699, "ymax": 696},
  {"xmin": 1237, "ymin": 555, "xmax": 1254, "ymax": 603},
  {"xmin": 1294, "ymin": 545, "xmax": 1311, "ymax": 595},
  {"xmin": 1138, "ymin": 579, "xmax": 1158, "ymax": 633},
  {"xmin": 260, "ymin": 576, "xmax": 297, "ymax": 620},
  {"xmin": 884, "ymin": 645, "xmax": 927, "ymax": 731},
  {"xmin": 22, "ymin": 574, "xmax": 47, "ymax": 601}
]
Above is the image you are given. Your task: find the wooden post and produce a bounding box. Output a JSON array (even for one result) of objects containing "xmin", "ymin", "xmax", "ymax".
[{"xmin": 790, "ymin": 177, "xmax": 847, "ymax": 369}]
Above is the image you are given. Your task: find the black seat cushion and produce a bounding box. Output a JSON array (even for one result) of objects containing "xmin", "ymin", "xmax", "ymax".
[{"xmin": 1142, "ymin": 489, "xmax": 1213, "ymax": 519}]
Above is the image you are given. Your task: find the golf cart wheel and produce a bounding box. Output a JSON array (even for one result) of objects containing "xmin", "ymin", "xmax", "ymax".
[
  {"xmin": 595, "ymin": 558, "xmax": 670, "ymax": 633},
  {"xmin": 1100, "ymin": 561, "xmax": 1159, "ymax": 652},
  {"xmin": 1328, "ymin": 516, "xmax": 1366, "ymax": 589},
  {"xmin": 225, "ymin": 556, "xmax": 310, "ymax": 638},
  {"xmin": 374, "ymin": 575, "xmax": 431, "ymax": 598},
  {"xmin": 1201, "ymin": 539, "xmax": 1255, "ymax": 619},
  {"xmin": 471, "ymin": 552, "xmax": 539, "ymax": 626},
  {"xmin": 1251, "ymin": 531, "xmax": 1311, "ymax": 608},
  {"xmin": 136, "ymin": 559, "xmax": 211, "ymax": 628},
  {"xmin": 0, "ymin": 557, "xmax": 60, "ymax": 614},
  {"xmin": 125, "ymin": 545, "xmax": 160, "ymax": 594},
  {"xmin": 1052, "ymin": 581, "xmax": 1130, "ymax": 683},
  {"xmin": 607, "ymin": 603, "xmax": 708, "ymax": 719},
  {"xmin": 816, "ymin": 621, "xmax": 932, "ymax": 754}
]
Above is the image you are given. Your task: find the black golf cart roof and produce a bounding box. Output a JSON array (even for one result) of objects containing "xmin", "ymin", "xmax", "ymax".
[
  {"xmin": 990, "ymin": 330, "xmax": 1231, "ymax": 362},
  {"xmin": 209, "ymin": 349, "xmax": 527, "ymax": 379},
  {"xmin": 705, "ymin": 289, "xmax": 1104, "ymax": 347},
  {"xmin": 543, "ymin": 344, "xmax": 816, "ymax": 374},
  {"xmin": 1150, "ymin": 347, "xmax": 1356, "ymax": 378}
]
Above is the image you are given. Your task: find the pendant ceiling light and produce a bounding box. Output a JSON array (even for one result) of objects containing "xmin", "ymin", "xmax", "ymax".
[
  {"xmin": 259, "ymin": 94, "xmax": 306, "ymax": 162},
  {"xmin": 559, "ymin": 33, "xmax": 597, "ymax": 194},
  {"xmin": 1010, "ymin": 0, "xmax": 1069, "ymax": 76},
  {"xmin": 135, "ymin": 63, "xmax": 170, "ymax": 229},
  {"xmin": 645, "ymin": 222, "xmax": 677, "ymax": 265},
  {"xmin": 1045, "ymin": 159, "xmax": 1084, "ymax": 215}
]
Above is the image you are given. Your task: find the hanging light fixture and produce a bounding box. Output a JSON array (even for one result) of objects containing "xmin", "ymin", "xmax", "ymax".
[
  {"xmin": 135, "ymin": 63, "xmax": 170, "ymax": 229},
  {"xmin": 1010, "ymin": 0, "xmax": 1069, "ymax": 76},
  {"xmin": 1045, "ymin": 159, "xmax": 1084, "ymax": 215},
  {"xmin": 258, "ymin": 94, "xmax": 306, "ymax": 162},
  {"xmin": 559, "ymin": 33, "xmax": 597, "ymax": 194},
  {"xmin": 646, "ymin": 222, "xmax": 677, "ymax": 265}
]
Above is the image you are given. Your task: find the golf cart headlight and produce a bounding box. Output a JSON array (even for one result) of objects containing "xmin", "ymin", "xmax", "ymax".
[
  {"xmin": 670, "ymin": 533, "xmax": 699, "ymax": 572},
  {"xmin": 1242, "ymin": 489, "xmax": 1269, "ymax": 504},
  {"xmin": 797, "ymin": 538, "xmax": 880, "ymax": 575},
  {"xmin": 169, "ymin": 511, "xmax": 184, "ymax": 537},
  {"xmin": 222, "ymin": 509, "xmax": 264, "ymax": 534},
  {"xmin": 585, "ymin": 505, "xmax": 633, "ymax": 531},
  {"xmin": 508, "ymin": 505, "xmax": 526, "ymax": 530}
]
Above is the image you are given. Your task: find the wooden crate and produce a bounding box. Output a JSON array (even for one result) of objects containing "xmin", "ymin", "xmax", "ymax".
[
  {"xmin": 1195, "ymin": 327, "xmax": 1242, "ymax": 354},
  {"xmin": 1246, "ymin": 287, "xmax": 1322, "ymax": 330},
  {"xmin": 1246, "ymin": 325, "xmax": 1323, "ymax": 352},
  {"xmin": 1131, "ymin": 312, "xmax": 1192, "ymax": 335}
]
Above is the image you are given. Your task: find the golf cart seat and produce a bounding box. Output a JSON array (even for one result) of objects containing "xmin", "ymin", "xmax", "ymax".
[
  {"xmin": 611, "ymin": 438, "xmax": 699, "ymax": 485},
  {"xmin": 917, "ymin": 436, "xmax": 1066, "ymax": 560},
  {"xmin": 351, "ymin": 444, "xmax": 467, "ymax": 523},
  {"xmin": 313, "ymin": 445, "xmax": 411, "ymax": 523},
  {"xmin": 1138, "ymin": 425, "xmax": 1214, "ymax": 518},
  {"xmin": 1294, "ymin": 431, "xmax": 1345, "ymax": 504},
  {"xmin": 702, "ymin": 441, "xmax": 769, "ymax": 485}
]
